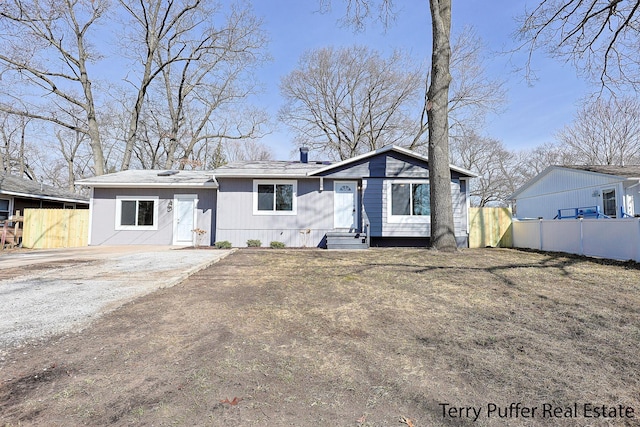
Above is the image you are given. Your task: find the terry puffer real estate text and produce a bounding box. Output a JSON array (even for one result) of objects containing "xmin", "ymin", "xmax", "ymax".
[{"xmin": 439, "ymin": 402, "xmax": 635, "ymax": 422}]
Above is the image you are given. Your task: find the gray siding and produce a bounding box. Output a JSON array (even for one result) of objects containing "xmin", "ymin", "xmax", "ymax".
[
  {"xmin": 363, "ymin": 177, "xmax": 467, "ymax": 238},
  {"xmin": 215, "ymin": 178, "xmax": 334, "ymax": 247},
  {"xmin": 90, "ymin": 188, "xmax": 216, "ymax": 245}
]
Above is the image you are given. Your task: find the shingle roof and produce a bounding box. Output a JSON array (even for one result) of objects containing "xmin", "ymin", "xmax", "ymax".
[
  {"xmin": 562, "ymin": 165, "xmax": 640, "ymax": 178},
  {"xmin": 214, "ymin": 160, "xmax": 329, "ymax": 177},
  {"xmin": 508, "ymin": 164, "xmax": 640, "ymax": 200},
  {"xmin": 307, "ymin": 145, "xmax": 477, "ymax": 177},
  {"xmin": 76, "ymin": 170, "xmax": 219, "ymax": 188},
  {"xmin": 76, "ymin": 145, "xmax": 477, "ymax": 186},
  {"xmin": 0, "ymin": 173, "xmax": 88, "ymax": 204}
]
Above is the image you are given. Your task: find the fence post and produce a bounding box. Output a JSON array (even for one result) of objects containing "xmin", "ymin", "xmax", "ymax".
[
  {"xmin": 579, "ymin": 218, "xmax": 584, "ymax": 256},
  {"xmin": 637, "ymin": 218, "xmax": 640, "ymax": 263},
  {"xmin": 538, "ymin": 218, "xmax": 543, "ymax": 251}
]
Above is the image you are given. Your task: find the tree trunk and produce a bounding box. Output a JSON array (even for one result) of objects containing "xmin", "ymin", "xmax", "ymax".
[
  {"xmin": 75, "ymin": 17, "xmax": 105, "ymax": 176},
  {"xmin": 427, "ymin": 0, "xmax": 457, "ymax": 251}
]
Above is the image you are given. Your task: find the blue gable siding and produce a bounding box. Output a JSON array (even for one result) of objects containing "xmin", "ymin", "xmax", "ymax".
[
  {"xmin": 362, "ymin": 178, "xmax": 467, "ymax": 240},
  {"xmin": 317, "ymin": 151, "xmax": 468, "ymax": 180},
  {"xmin": 325, "ymin": 151, "xmax": 469, "ymax": 244}
]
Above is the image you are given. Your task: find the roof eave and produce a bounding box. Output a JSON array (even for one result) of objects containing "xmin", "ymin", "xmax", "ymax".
[
  {"xmin": 306, "ymin": 145, "xmax": 477, "ymax": 177},
  {"xmin": 78, "ymin": 182, "xmax": 219, "ymax": 189},
  {"xmin": 0, "ymin": 190, "xmax": 89, "ymax": 204},
  {"xmin": 215, "ymin": 173, "xmax": 312, "ymax": 179}
]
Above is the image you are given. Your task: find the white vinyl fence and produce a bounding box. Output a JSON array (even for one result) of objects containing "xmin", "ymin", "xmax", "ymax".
[{"xmin": 513, "ymin": 218, "xmax": 640, "ymax": 262}]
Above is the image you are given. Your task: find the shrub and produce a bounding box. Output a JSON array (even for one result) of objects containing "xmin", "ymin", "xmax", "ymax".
[
  {"xmin": 270, "ymin": 241, "xmax": 285, "ymax": 249},
  {"xmin": 246, "ymin": 239, "xmax": 262, "ymax": 247},
  {"xmin": 214, "ymin": 241, "xmax": 232, "ymax": 249}
]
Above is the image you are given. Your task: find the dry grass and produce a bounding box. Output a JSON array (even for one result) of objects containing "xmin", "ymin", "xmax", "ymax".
[{"xmin": 1, "ymin": 248, "xmax": 639, "ymax": 426}]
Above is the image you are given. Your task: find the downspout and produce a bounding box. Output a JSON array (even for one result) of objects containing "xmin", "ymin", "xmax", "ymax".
[
  {"xmin": 87, "ymin": 187, "xmax": 94, "ymax": 246},
  {"xmin": 211, "ymin": 174, "xmax": 219, "ymax": 247}
]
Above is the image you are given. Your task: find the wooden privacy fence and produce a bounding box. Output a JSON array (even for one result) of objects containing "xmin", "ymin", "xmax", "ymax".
[
  {"xmin": 22, "ymin": 208, "xmax": 89, "ymax": 249},
  {"xmin": 469, "ymin": 207, "xmax": 513, "ymax": 248}
]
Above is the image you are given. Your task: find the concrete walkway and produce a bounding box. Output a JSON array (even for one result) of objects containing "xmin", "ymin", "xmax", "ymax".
[{"xmin": 0, "ymin": 246, "xmax": 234, "ymax": 351}]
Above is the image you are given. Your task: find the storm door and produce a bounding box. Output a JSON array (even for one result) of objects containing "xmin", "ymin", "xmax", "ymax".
[
  {"xmin": 334, "ymin": 181, "xmax": 357, "ymax": 230},
  {"xmin": 173, "ymin": 195, "xmax": 197, "ymax": 245}
]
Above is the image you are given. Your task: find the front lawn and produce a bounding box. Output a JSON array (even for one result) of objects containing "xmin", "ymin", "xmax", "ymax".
[{"xmin": 1, "ymin": 248, "xmax": 638, "ymax": 426}]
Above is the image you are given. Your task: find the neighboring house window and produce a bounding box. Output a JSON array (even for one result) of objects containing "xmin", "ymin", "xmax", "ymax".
[
  {"xmin": 115, "ymin": 196, "xmax": 158, "ymax": 230},
  {"xmin": 602, "ymin": 189, "xmax": 617, "ymax": 217},
  {"xmin": 253, "ymin": 180, "xmax": 297, "ymax": 215},
  {"xmin": 388, "ymin": 180, "xmax": 430, "ymax": 222},
  {"xmin": 0, "ymin": 199, "xmax": 10, "ymax": 221}
]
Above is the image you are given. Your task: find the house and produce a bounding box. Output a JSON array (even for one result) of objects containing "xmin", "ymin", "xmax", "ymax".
[
  {"xmin": 76, "ymin": 145, "xmax": 476, "ymax": 248},
  {"xmin": 0, "ymin": 173, "xmax": 89, "ymax": 221},
  {"xmin": 510, "ymin": 165, "xmax": 640, "ymax": 219}
]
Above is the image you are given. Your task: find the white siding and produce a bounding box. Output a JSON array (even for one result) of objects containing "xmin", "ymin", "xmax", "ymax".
[{"xmin": 515, "ymin": 168, "xmax": 628, "ymax": 219}]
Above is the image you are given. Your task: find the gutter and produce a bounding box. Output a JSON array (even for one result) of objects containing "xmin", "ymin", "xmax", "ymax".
[{"xmin": 0, "ymin": 190, "xmax": 88, "ymax": 205}]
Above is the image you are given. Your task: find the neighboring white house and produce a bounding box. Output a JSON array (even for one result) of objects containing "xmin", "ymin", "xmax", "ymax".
[{"xmin": 510, "ymin": 165, "xmax": 640, "ymax": 219}]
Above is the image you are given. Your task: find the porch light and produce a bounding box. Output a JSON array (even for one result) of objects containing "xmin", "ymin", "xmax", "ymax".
[{"xmin": 167, "ymin": 200, "xmax": 173, "ymax": 212}]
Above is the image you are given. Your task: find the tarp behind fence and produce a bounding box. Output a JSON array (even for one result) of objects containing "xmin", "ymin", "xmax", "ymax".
[{"xmin": 23, "ymin": 208, "xmax": 89, "ymax": 249}]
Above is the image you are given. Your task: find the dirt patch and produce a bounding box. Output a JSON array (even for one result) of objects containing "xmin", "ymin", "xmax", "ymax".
[
  {"xmin": 1, "ymin": 248, "xmax": 639, "ymax": 426},
  {"xmin": 0, "ymin": 260, "xmax": 96, "ymax": 281}
]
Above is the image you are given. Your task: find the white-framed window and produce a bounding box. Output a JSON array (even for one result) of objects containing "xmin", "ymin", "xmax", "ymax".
[
  {"xmin": 253, "ymin": 180, "xmax": 297, "ymax": 215},
  {"xmin": 0, "ymin": 198, "xmax": 10, "ymax": 221},
  {"xmin": 387, "ymin": 180, "xmax": 430, "ymax": 223},
  {"xmin": 115, "ymin": 196, "xmax": 159, "ymax": 230}
]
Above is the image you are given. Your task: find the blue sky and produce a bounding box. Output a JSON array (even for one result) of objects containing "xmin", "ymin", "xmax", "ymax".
[{"xmin": 249, "ymin": 0, "xmax": 591, "ymax": 160}]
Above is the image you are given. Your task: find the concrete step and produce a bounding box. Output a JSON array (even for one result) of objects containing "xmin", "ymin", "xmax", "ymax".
[{"xmin": 326, "ymin": 231, "xmax": 368, "ymax": 249}]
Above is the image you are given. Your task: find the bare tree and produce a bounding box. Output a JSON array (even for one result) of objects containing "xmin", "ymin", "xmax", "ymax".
[
  {"xmin": 0, "ymin": 0, "xmax": 269, "ymax": 179},
  {"xmin": 0, "ymin": 113, "xmax": 37, "ymax": 178},
  {"xmin": 0, "ymin": 0, "xmax": 108, "ymax": 175},
  {"xmin": 279, "ymin": 46, "xmax": 423, "ymax": 160},
  {"xmin": 448, "ymin": 27, "xmax": 506, "ymax": 142},
  {"xmin": 518, "ymin": 0, "xmax": 640, "ymax": 89},
  {"xmin": 511, "ymin": 142, "xmax": 573, "ymax": 185},
  {"xmin": 425, "ymin": 0, "xmax": 458, "ymax": 249},
  {"xmin": 218, "ymin": 139, "xmax": 274, "ymax": 165},
  {"xmin": 450, "ymin": 132, "xmax": 516, "ymax": 206},
  {"xmin": 320, "ymin": 0, "xmax": 466, "ymax": 249},
  {"xmin": 118, "ymin": 0, "xmax": 269, "ymax": 170},
  {"xmin": 555, "ymin": 95, "xmax": 640, "ymax": 165},
  {"xmin": 117, "ymin": 0, "xmax": 201, "ymax": 171},
  {"xmin": 54, "ymin": 128, "xmax": 93, "ymax": 191},
  {"xmin": 280, "ymin": 29, "xmax": 504, "ymax": 161}
]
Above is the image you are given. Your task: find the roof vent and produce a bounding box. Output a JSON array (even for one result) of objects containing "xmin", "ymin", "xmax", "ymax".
[
  {"xmin": 157, "ymin": 170, "xmax": 179, "ymax": 176},
  {"xmin": 300, "ymin": 147, "xmax": 309, "ymax": 164}
]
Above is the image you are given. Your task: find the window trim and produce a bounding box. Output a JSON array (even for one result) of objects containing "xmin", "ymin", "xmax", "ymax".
[
  {"xmin": 0, "ymin": 198, "xmax": 11, "ymax": 221},
  {"xmin": 252, "ymin": 179, "xmax": 297, "ymax": 216},
  {"xmin": 115, "ymin": 196, "xmax": 159, "ymax": 230},
  {"xmin": 387, "ymin": 179, "xmax": 431, "ymax": 224}
]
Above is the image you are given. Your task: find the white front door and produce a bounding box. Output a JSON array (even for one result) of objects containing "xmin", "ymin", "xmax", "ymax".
[
  {"xmin": 334, "ymin": 181, "xmax": 357, "ymax": 230},
  {"xmin": 173, "ymin": 195, "xmax": 197, "ymax": 245}
]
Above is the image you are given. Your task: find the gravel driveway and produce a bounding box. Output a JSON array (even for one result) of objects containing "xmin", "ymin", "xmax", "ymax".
[{"xmin": 0, "ymin": 247, "xmax": 232, "ymax": 352}]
